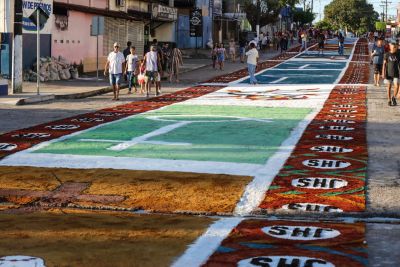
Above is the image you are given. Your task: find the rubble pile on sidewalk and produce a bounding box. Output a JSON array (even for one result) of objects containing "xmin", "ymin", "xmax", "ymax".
[{"xmin": 24, "ymin": 57, "xmax": 79, "ymax": 82}]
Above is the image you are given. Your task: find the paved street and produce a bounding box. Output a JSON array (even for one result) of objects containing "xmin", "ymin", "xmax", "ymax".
[{"xmin": 0, "ymin": 40, "xmax": 400, "ymax": 267}]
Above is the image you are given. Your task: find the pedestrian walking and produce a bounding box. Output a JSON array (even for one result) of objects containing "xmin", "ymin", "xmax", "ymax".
[
  {"xmin": 280, "ymin": 34, "xmax": 288, "ymax": 53},
  {"xmin": 143, "ymin": 45, "xmax": 162, "ymax": 97},
  {"xmin": 371, "ymin": 38, "xmax": 384, "ymax": 86},
  {"xmin": 104, "ymin": 42, "xmax": 125, "ymax": 101},
  {"xmin": 338, "ymin": 33, "xmax": 345, "ymax": 56},
  {"xmin": 137, "ymin": 59, "xmax": 145, "ymax": 94},
  {"xmin": 239, "ymin": 39, "xmax": 246, "ymax": 63},
  {"xmin": 262, "ymin": 34, "xmax": 269, "ymax": 51},
  {"xmin": 382, "ymin": 40, "xmax": 400, "ymax": 106},
  {"xmin": 246, "ymin": 42, "xmax": 259, "ymax": 85},
  {"xmin": 123, "ymin": 41, "xmax": 132, "ymax": 82},
  {"xmin": 123, "ymin": 41, "xmax": 132, "ymax": 58},
  {"xmin": 317, "ymin": 31, "xmax": 325, "ymax": 55},
  {"xmin": 217, "ymin": 43, "xmax": 227, "ymax": 70},
  {"xmin": 211, "ymin": 44, "xmax": 218, "ymax": 69},
  {"xmin": 276, "ymin": 33, "xmax": 281, "ymax": 51},
  {"xmin": 169, "ymin": 44, "xmax": 183, "ymax": 83},
  {"xmin": 124, "ymin": 46, "xmax": 139, "ymax": 94},
  {"xmin": 300, "ymin": 31, "xmax": 308, "ymax": 52},
  {"xmin": 229, "ymin": 39, "xmax": 236, "ymax": 62},
  {"xmin": 161, "ymin": 43, "xmax": 171, "ymax": 76}
]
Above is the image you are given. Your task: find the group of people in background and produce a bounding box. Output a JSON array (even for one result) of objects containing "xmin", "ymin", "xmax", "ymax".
[
  {"xmin": 370, "ymin": 35, "xmax": 400, "ymax": 106},
  {"xmin": 211, "ymin": 27, "xmax": 347, "ymax": 85},
  {"xmin": 104, "ymin": 39, "xmax": 183, "ymax": 100}
]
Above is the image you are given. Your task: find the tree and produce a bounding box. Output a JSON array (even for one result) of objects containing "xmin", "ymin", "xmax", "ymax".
[
  {"xmin": 314, "ymin": 20, "xmax": 336, "ymax": 31},
  {"xmin": 292, "ymin": 8, "xmax": 315, "ymax": 26},
  {"xmin": 243, "ymin": 0, "xmax": 282, "ymax": 31},
  {"xmin": 324, "ymin": 0, "xmax": 378, "ymax": 33}
]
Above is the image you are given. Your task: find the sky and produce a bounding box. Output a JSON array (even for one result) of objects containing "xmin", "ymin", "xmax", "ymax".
[{"xmin": 313, "ymin": 0, "xmax": 398, "ymax": 22}]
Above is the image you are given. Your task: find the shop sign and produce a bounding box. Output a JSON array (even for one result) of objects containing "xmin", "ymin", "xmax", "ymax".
[
  {"xmin": 152, "ymin": 4, "xmax": 177, "ymax": 22},
  {"xmin": 22, "ymin": 0, "xmax": 53, "ymax": 34},
  {"xmin": 190, "ymin": 8, "xmax": 203, "ymax": 37}
]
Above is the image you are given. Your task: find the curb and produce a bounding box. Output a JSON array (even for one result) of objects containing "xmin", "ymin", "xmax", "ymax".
[
  {"xmin": 13, "ymin": 52, "xmax": 279, "ymax": 105},
  {"xmin": 15, "ymin": 94, "xmax": 55, "ymax": 105}
]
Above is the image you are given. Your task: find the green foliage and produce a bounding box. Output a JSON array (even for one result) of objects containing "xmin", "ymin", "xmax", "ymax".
[
  {"xmin": 293, "ymin": 8, "xmax": 315, "ymax": 26},
  {"xmin": 375, "ymin": 21, "xmax": 386, "ymax": 31},
  {"xmin": 324, "ymin": 0, "xmax": 378, "ymax": 33},
  {"xmin": 243, "ymin": 0, "xmax": 282, "ymax": 30},
  {"xmin": 314, "ymin": 20, "xmax": 336, "ymax": 30}
]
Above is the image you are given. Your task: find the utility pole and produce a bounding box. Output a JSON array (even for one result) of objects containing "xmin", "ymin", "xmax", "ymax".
[
  {"xmin": 381, "ymin": 0, "xmax": 392, "ymax": 22},
  {"xmin": 380, "ymin": 4, "xmax": 385, "ymax": 22},
  {"xmin": 256, "ymin": 0, "xmax": 260, "ymax": 38},
  {"xmin": 12, "ymin": 0, "xmax": 23, "ymax": 93}
]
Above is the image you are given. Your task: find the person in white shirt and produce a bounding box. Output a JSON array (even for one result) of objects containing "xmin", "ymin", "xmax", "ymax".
[
  {"xmin": 299, "ymin": 31, "xmax": 308, "ymax": 53},
  {"xmin": 124, "ymin": 46, "xmax": 139, "ymax": 94},
  {"xmin": 104, "ymin": 42, "xmax": 125, "ymax": 100},
  {"xmin": 262, "ymin": 35, "xmax": 269, "ymax": 51},
  {"xmin": 245, "ymin": 42, "xmax": 259, "ymax": 84},
  {"xmin": 143, "ymin": 45, "xmax": 162, "ymax": 97}
]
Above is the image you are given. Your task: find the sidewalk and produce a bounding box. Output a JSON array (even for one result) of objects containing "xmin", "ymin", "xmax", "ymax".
[{"xmin": 0, "ymin": 49, "xmax": 280, "ymax": 105}]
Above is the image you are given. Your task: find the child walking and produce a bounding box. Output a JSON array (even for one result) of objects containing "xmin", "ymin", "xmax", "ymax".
[
  {"xmin": 124, "ymin": 46, "xmax": 138, "ymax": 94},
  {"xmin": 137, "ymin": 59, "xmax": 146, "ymax": 94},
  {"xmin": 217, "ymin": 43, "xmax": 227, "ymax": 70}
]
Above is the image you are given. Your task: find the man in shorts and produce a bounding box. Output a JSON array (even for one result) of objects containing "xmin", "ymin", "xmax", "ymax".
[
  {"xmin": 382, "ymin": 40, "xmax": 400, "ymax": 106},
  {"xmin": 143, "ymin": 45, "xmax": 162, "ymax": 97},
  {"xmin": 104, "ymin": 42, "xmax": 125, "ymax": 101},
  {"xmin": 371, "ymin": 38, "xmax": 384, "ymax": 86}
]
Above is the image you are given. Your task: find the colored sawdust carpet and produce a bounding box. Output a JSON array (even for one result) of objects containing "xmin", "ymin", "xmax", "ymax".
[
  {"xmin": 255, "ymin": 39, "xmax": 369, "ymax": 213},
  {"xmin": 30, "ymin": 105, "xmax": 311, "ymax": 165},
  {"xmin": 0, "ymin": 85, "xmax": 224, "ymax": 159},
  {"xmin": 240, "ymin": 61, "xmax": 345, "ymax": 85},
  {"xmin": 258, "ymin": 84, "xmax": 367, "ymax": 213},
  {"xmin": 0, "ymin": 211, "xmax": 214, "ymax": 267},
  {"xmin": 203, "ymin": 219, "xmax": 367, "ymax": 267},
  {"xmin": 0, "ymin": 166, "xmax": 252, "ymax": 214}
]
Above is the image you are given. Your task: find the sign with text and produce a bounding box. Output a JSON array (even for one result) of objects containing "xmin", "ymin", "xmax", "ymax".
[
  {"xmin": 190, "ymin": 8, "xmax": 203, "ymax": 37},
  {"xmin": 151, "ymin": 4, "xmax": 177, "ymax": 22},
  {"xmin": 22, "ymin": 0, "xmax": 53, "ymax": 34}
]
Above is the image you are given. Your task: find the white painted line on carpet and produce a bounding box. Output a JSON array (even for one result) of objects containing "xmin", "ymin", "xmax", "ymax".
[
  {"xmin": 171, "ymin": 217, "xmax": 243, "ymax": 267},
  {"xmin": 233, "ymin": 107, "xmax": 322, "ymax": 216},
  {"xmin": 334, "ymin": 38, "xmax": 358, "ymax": 84},
  {"xmin": 270, "ymin": 77, "xmax": 289, "ymax": 84},
  {"xmin": 0, "ymin": 153, "xmax": 263, "ymax": 176},
  {"xmin": 298, "ymin": 64, "xmax": 311, "ymax": 69},
  {"xmin": 271, "ymin": 68, "xmax": 343, "ymax": 71}
]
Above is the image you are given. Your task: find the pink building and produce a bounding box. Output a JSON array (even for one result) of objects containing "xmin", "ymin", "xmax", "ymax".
[{"xmin": 52, "ymin": 0, "xmax": 147, "ymax": 72}]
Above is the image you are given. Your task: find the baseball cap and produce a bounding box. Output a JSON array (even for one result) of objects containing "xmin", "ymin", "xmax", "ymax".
[
  {"xmin": 389, "ymin": 39, "xmax": 398, "ymax": 45},
  {"xmin": 113, "ymin": 42, "xmax": 120, "ymax": 47}
]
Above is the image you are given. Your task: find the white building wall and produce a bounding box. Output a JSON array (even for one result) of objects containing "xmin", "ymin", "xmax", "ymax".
[
  {"xmin": 0, "ymin": 0, "xmax": 13, "ymax": 33},
  {"xmin": 151, "ymin": 23, "xmax": 176, "ymax": 42}
]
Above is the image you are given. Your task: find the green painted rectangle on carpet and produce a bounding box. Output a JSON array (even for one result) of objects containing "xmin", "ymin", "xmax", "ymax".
[{"xmin": 35, "ymin": 105, "xmax": 311, "ymax": 164}]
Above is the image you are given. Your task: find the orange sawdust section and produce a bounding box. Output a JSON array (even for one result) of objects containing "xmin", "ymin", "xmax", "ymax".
[
  {"xmin": 0, "ymin": 166, "xmax": 252, "ymax": 214},
  {"xmin": 0, "ymin": 211, "xmax": 214, "ymax": 267}
]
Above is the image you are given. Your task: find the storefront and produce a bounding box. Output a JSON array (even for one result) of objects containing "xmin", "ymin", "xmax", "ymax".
[
  {"xmin": 149, "ymin": 3, "xmax": 178, "ymax": 44},
  {"xmin": 52, "ymin": 1, "xmax": 146, "ymax": 72}
]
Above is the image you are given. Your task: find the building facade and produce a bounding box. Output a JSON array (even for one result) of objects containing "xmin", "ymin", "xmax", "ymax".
[
  {"xmin": 52, "ymin": 0, "xmax": 147, "ymax": 72},
  {"xmin": 0, "ymin": 0, "xmax": 249, "ymax": 76}
]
